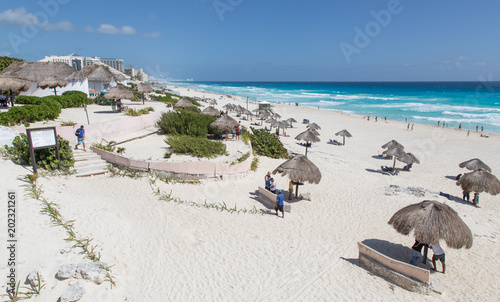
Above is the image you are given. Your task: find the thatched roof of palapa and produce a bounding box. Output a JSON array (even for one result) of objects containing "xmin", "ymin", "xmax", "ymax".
[
  {"xmin": 399, "ymin": 152, "xmax": 420, "ymax": 164},
  {"xmin": 273, "ymin": 155, "xmax": 322, "ymax": 184},
  {"xmin": 307, "ymin": 122, "xmax": 321, "ymax": 130},
  {"xmin": 459, "ymin": 158, "xmax": 491, "ymax": 173},
  {"xmin": 335, "ymin": 129, "xmax": 352, "ymax": 138},
  {"xmin": 134, "ymin": 83, "xmax": 153, "ymax": 93},
  {"xmin": 104, "ymin": 85, "xmax": 134, "ymax": 100},
  {"xmin": 201, "ymin": 106, "xmax": 220, "ymax": 117},
  {"xmin": 0, "ymin": 61, "xmax": 75, "ymax": 82},
  {"xmin": 0, "ymin": 76, "xmax": 31, "ymax": 92},
  {"xmin": 174, "ymin": 97, "xmax": 195, "ymax": 108},
  {"xmin": 66, "ymin": 64, "xmax": 119, "ymax": 83},
  {"xmin": 388, "ymin": 200, "xmax": 473, "ymax": 249},
  {"xmin": 295, "ymin": 129, "xmax": 320, "ymax": 142},
  {"xmin": 382, "ymin": 140, "xmax": 404, "ymax": 150},
  {"xmin": 383, "ymin": 146, "xmax": 407, "ymax": 160},
  {"xmin": 210, "ymin": 114, "xmax": 238, "ymax": 130},
  {"xmin": 456, "ymin": 170, "xmax": 500, "ymax": 195},
  {"xmin": 286, "ymin": 118, "xmax": 297, "ymax": 123},
  {"xmin": 37, "ymin": 75, "xmax": 67, "ymax": 89}
]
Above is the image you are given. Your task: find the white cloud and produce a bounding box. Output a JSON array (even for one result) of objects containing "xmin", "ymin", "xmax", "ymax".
[
  {"xmin": 42, "ymin": 21, "xmax": 76, "ymax": 32},
  {"xmin": 472, "ymin": 62, "xmax": 486, "ymax": 66},
  {"xmin": 0, "ymin": 7, "xmax": 38, "ymax": 26},
  {"xmin": 0, "ymin": 50, "xmax": 11, "ymax": 56},
  {"xmin": 85, "ymin": 26, "xmax": 94, "ymax": 32},
  {"xmin": 143, "ymin": 31, "xmax": 161, "ymax": 38},
  {"xmin": 97, "ymin": 24, "xmax": 137, "ymax": 35},
  {"xmin": 0, "ymin": 7, "xmax": 75, "ymax": 32}
]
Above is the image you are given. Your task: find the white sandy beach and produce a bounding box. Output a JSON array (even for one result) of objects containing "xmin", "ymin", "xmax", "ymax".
[{"xmin": 1, "ymin": 87, "xmax": 499, "ymax": 301}]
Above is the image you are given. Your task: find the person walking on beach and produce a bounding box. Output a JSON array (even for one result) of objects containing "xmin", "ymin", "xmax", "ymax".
[
  {"xmin": 231, "ymin": 126, "xmax": 236, "ymax": 139},
  {"xmin": 430, "ymin": 243, "xmax": 446, "ymax": 274},
  {"xmin": 438, "ymin": 121, "xmax": 440, "ymax": 126},
  {"xmin": 74, "ymin": 125, "xmax": 86, "ymax": 151},
  {"xmin": 288, "ymin": 180, "xmax": 294, "ymax": 200},
  {"xmin": 275, "ymin": 189, "xmax": 285, "ymax": 218},
  {"xmin": 467, "ymin": 130, "xmax": 470, "ymax": 137},
  {"xmin": 458, "ymin": 123, "xmax": 462, "ymax": 130},
  {"xmin": 235, "ymin": 125, "xmax": 241, "ymax": 140},
  {"xmin": 411, "ymin": 124, "xmax": 414, "ymax": 131},
  {"xmin": 224, "ymin": 126, "xmax": 229, "ymax": 141},
  {"xmin": 481, "ymin": 126, "xmax": 484, "ymax": 132},
  {"xmin": 476, "ymin": 125, "xmax": 478, "ymax": 132}
]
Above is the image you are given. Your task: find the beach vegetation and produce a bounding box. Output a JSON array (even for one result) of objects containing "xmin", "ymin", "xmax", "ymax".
[
  {"xmin": 249, "ymin": 127, "xmax": 289, "ymax": 159},
  {"xmin": 107, "ymin": 164, "xmax": 144, "ymax": 178},
  {"xmin": 231, "ymin": 151, "xmax": 250, "ymax": 165},
  {"xmin": 0, "ymin": 55, "xmax": 23, "ymax": 72},
  {"xmin": 251, "ymin": 156, "xmax": 259, "ymax": 171},
  {"xmin": 4, "ymin": 134, "xmax": 74, "ymax": 171},
  {"xmin": 150, "ymin": 93, "xmax": 177, "ymax": 106},
  {"xmin": 0, "ymin": 98, "xmax": 62, "ymax": 126},
  {"xmin": 165, "ymin": 135, "xmax": 227, "ymax": 158},
  {"xmin": 16, "ymin": 91, "xmax": 89, "ymax": 108},
  {"xmin": 60, "ymin": 120, "xmax": 77, "ymax": 126},
  {"xmin": 92, "ymin": 140, "xmax": 123, "ymax": 153},
  {"xmin": 93, "ymin": 93, "xmax": 114, "ymax": 106},
  {"xmin": 124, "ymin": 107, "xmax": 154, "ymax": 116},
  {"xmin": 241, "ymin": 126, "xmax": 251, "ymax": 144},
  {"xmin": 157, "ymin": 111, "xmax": 216, "ymax": 137}
]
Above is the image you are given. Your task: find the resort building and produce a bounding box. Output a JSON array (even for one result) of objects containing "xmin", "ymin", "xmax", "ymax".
[
  {"xmin": 124, "ymin": 67, "xmax": 149, "ymax": 82},
  {"xmin": 40, "ymin": 53, "xmax": 125, "ymax": 73}
]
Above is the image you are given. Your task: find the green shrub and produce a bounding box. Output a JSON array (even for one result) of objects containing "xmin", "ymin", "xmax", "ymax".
[
  {"xmin": 93, "ymin": 93, "xmax": 114, "ymax": 106},
  {"xmin": 0, "ymin": 98, "xmax": 62, "ymax": 126},
  {"xmin": 4, "ymin": 134, "xmax": 74, "ymax": 170},
  {"xmin": 124, "ymin": 107, "xmax": 154, "ymax": 116},
  {"xmin": 16, "ymin": 92, "xmax": 89, "ymax": 108},
  {"xmin": 165, "ymin": 135, "xmax": 226, "ymax": 158},
  {"xmin": 249, "ymin": 127, "xmax": 289, "ymax": 159},
  {"xmin": 157, "ymin": 111, "xmax": 216, "ymax": 138},
  {"xmin": 60, "ymin": 121, "xmax": 77, "ymax": 126},
  {"xmin": 150, "ymin": 94, "xmax": 177, "ymax": 106}
]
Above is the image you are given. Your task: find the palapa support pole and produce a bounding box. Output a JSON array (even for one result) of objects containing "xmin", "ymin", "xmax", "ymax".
[
  {"xmin": 343, "ymin": 136, "xmax": 345, "ymax": 145},
  {"xmin": 423, "ymin": 246, "xmax": 429, "ymax": 264}
]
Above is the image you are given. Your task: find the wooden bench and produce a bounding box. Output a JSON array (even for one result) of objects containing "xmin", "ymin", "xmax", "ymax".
[
  {"xmin": 258, "ymin": 186, "xmax": 291, "ymax": 213},
  {"xmin": 357, "ymin": 242, "xmax": 433, "ymax": 294}
]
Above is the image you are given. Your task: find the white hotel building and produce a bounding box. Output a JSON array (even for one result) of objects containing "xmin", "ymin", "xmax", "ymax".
[{"xmin": 39, "ymin": 53, "xmax": 125, "ymax": 73}]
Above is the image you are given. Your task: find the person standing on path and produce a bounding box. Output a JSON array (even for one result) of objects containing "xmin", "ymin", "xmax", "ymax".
[
  {"xmin": 74, "ymin": 125, "xmax": 86, "ymax": 151},
  {"xmin": 275, "ymin": 189, "xmax": 285, "ymax": 218},
  {"xmin": 288, "ymin": 180, "xmax": 294, "ymax": 200}
]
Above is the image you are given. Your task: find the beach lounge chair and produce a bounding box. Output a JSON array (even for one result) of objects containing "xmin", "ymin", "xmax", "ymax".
[{"xmin": 328, "ymin": 139, "xmax": 343, "ymax": 145}]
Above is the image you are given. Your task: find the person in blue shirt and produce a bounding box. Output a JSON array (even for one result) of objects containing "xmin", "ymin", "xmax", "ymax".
[
  {"xmin": 74, "ymin": 125, "xmax": 86, "ymax": 151},
  {"xmin": 265, "ymin": 172, "xmax": 271, "ymax": 190},
  {"xmin": 275, "ymin": 189, "xmax": 285, "ymax": 218}
]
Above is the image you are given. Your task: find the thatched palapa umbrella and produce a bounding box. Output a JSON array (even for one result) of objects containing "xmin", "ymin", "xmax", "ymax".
[
  {"xmin": 388, "ymin": 200, "xmax": 473, "ymax": 262},
  {"xmin": 174, "ymin": 97, "xmax": 194, "ymax": 108},
  {"xmin": 0, "ymin": 76, "xmax": 31, "ymax": 91},
  {"xmin": 201, "ymin": 106, "xmax": 220, "ymax": 117},
  {"xmin": 37, "ymin": 75, "xmax": 67, "ymax": 95},
  {"xmin": 272, "ymin": 120, "xmax": 290, "ymax": 135},
  {"xmin": 459, "ymin": 158, "xmax": 491, "ymax": 173},
  {"xmin": 307, "ymin": 122, "xmax": 321, "ymax": 130},
  {"xmin": 210, "ymin": 114, "xmax": 238, "ymax": 130},
  {"xmin": 295, "ymin": 129, "xmax": 320, "ymax": 156},
  {"xmin": 104, "ymin": 85, "xmax": 134, "ymax": 100},
  {"xmin": 382, "ymin": 140, "xmax": 404, "ymax": 150},
  {"xmin": 134, "ymin": 83, "xmax": 153, "ymax": 105},
  {"xmin": 286, "ymin": 118, "xmax": 297, "ymax": 127},
  {"xmin": 0, "ymin": 76, "xmax": 30, "ymax": 107},
  {"xmin": 383, "ymin": 146, "xmax": 407, "ymax": 169},
  {"xmin": 456, "ymin": 170, "xmax": 500, "ymax": 204},
  {"xmin": 399, "ymin": 152, "xmax": 420, "ymax": 165},
  {"xmin": 273, "ymin": 155, "xmax": 321, "ymax": 197},
  {"xmin": 335, "ymin": 129, "xmax": 352, "ymax": 145}
]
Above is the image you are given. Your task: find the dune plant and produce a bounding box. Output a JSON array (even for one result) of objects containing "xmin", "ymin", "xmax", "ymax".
[
  {"xmin": 249, "ymin": 127, "xmax": 289, "ymax": 159},
  {"xmin": 251, "ymin": 157, "xmax": 259, "ymax": 171},
  {"xmin": 165, "ymin": 135, "xmax": 226, "ymax": 158},
  {"xmin": 156, "ymin": 111, "xmax": 216, "ymax": 137}
]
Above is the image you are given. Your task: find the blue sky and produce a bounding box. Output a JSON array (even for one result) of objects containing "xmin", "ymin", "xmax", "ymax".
[{"xmin": 1, "ymin": 0, "xmax": 500, "ymax": 81}]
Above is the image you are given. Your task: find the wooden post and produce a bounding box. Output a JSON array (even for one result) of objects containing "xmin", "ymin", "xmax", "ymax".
[
  {"xmin": 27, "ymin": 130, "xmax": 37, "ymax": 174},
  {"xmin": 422, "ymin": 246, "xmax": 429, "ymax": 264}
]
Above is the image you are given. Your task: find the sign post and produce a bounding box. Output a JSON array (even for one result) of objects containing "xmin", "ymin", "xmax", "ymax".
[{"xmin": 26, "ymin": 127, "xmax": 60, "ymax": 174}]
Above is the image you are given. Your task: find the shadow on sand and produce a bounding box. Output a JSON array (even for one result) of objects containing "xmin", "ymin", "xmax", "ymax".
[{"xmin": 371, "ymin": 155, "xmax": 391, "ymax": 160}]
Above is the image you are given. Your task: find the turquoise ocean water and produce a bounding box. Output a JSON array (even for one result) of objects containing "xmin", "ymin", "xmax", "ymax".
[{"xmin": 173, "ymin": 82, "xmax": 500, "ymax": 134}]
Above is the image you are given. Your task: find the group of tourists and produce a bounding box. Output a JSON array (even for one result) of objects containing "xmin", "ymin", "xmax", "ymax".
[
  {"xmin": 411, "ymin": 240, "xmax": 446, "ymax": 274},
  {"xmin": 222, "ymin": 124, "xmax": 241, "ymax": 141},
  {"xmin": 264, "ymin": 172, "xmax": 296, "ymax": 218}
]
